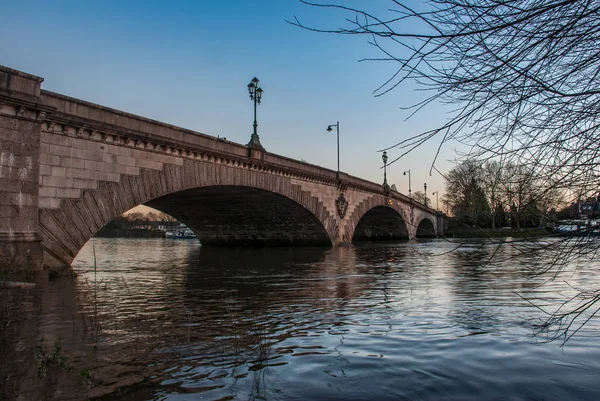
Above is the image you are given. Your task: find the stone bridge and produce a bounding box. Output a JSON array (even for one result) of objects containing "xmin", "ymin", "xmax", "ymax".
[{"xmin": 0, "ymin": 66, "xmax": 444, "ymax": 270}]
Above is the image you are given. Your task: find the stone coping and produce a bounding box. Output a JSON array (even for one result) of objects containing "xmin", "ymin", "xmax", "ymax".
[{"xmin": 0, "ymin": 65, "xmax": 44, "ymax": 83}]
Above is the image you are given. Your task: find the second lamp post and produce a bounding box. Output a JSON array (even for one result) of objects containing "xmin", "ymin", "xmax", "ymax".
[
  {"xmin": 247, "ymin": 77, "xmax": 264, "ymax": 149},
  {"xmin": 382, "ymin": 151, "xmax": 389, "ymax": 190},
  {"xmin": 327, "ymin": 121, "xmax": 340, "ymax": 180},
  {"xmin": 403, "ymin": 169, "xmax": 412, "ymax": 199}
]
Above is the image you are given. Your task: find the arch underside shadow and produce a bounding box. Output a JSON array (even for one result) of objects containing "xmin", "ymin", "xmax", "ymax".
[
  {"xmin": 416, "ymin": 218, "xmax": 436, "ymax": 238},
  {"xmin": 146, "ymin": 186, "xmax": 332, "ymax": 247},
  {"xmin": 352, "ymin": 206, "xmax": 409, "ymax": 242},
  {"xmin": 39, "ymin": 160, "xmax": 337, "ymax": 268}
]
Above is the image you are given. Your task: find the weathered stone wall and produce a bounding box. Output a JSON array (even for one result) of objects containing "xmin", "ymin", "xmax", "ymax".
[
  {"xmin": 0, "ymin": 67, "xmax": 48, "ymax": 269},
  {"xmin": 38, "ymin": 128, "xmax": 184, "ymax": 210}
]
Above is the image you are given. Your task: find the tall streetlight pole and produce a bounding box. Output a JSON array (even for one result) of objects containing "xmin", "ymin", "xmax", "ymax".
[
  {"xmin": 403, "ymin": 169, "xmax": 412, "ymax": 198},
  {"xmin": 382, "ymin": 151, "xmax": 389, "ymax": 190},
  {"xmin": 432, "ymin": 191, "xmax": 439, "ymax": 210},
  {"xmin": 247, "ymin": 77, "xmax": 264, "ymax": 150},
  {"xmin": 424, "ymin": 183, "xmax": 428, "ymax": 208},
  {"xmin": 327, "ymin": 121, "xmax": 340, "ymax": 180}
]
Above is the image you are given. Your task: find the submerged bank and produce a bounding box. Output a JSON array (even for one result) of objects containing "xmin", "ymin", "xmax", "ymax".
[{"xmin": 443, "ymin": 227, "xmax": 551, "ymax": 238}]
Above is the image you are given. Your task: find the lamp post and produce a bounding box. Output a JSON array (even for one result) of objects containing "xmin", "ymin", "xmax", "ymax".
[
  {"xmin": 382, "ymin": 151, "xmax": 389, "ymax": 190},
  {"xmin": 432, "ymin": 191, "xmax": 439, "ymax": 210},
  {"xmin": 327, "ymin": 121, "xmax": 340, "ymax": 180},
  {"xmin": 403, "ymin": 169, "xmax": 412, "ymax": 198},
  {"xmin": 247, "ymin": 77, "xmax": 264, "ymax": 149},
  {"xmin": 424, "ymin": 183, "xmax": 428, "ymax": 207}
]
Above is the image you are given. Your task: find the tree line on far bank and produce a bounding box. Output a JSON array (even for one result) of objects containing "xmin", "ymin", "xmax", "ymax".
[
  {"xmin": 434, "ymin": 160, "xmax": 595, "ymax": 230},
  {"xmin": 95, "ymin": 211, "xmax": 177, "ymax": 238}
]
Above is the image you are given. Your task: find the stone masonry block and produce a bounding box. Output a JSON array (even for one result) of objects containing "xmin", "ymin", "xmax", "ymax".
[
  {"xmin": 51, "ymin": 166, "xmax": 67, "ymax": 176},
  {"xmin": 41, "ymin": 133, "xmax": 73, "ymax": 147},
  {"xmin": 48, "ymin": 144, "xmax": 72, "ymax": 157},
  {"xmin": 0, "ymin": 214, "xmax": 11, "ymax": 231},
  {"xmin": 75, "ymin": 149, "xmax": 104, "ymax": 162},
  {"xmin": 132, "ymin": 149, "xmax": 179, "ymax": 166},
  {"xmin": 115, "ymin": 155, "xmax": 136, "ymax": 167},
  {"xmin": 40, "ymin": 164, "xmax": 52, "ymax": 176},
  {"xmin": 59, "ymin": 156, "xmax": 85, "ymax": 169},
  {"xmin": 0, "ymin": 152, "xmax": 18, "ymax": 167},
  {"xmin": 84, "ymin": 160, "xmax": 98, "ymax": 170},
  {"xmin": 80, "ymin": 139, "xmax": 107, "ymax": 152},
  {"xmin": 0, "ymin": 192, "xmax": 15, "ymax": 206},
  {"xmin": 113, "ymin": 146, "xmax": 132, "ymax": 158},
  {"xmin": 20, "ymin": 180, "xmax": 37, "ymax": 194},
  {"xmin": 42, "ymin": 175, "xmax": 73, "ymax": 188},
  {"xmin": 107, "ymin": 164, "xmax": 126, "ymax": 175},
  {"xmin": 91, "ymin": 161, "xmax": 126, "ymax": 175},
  {"xmin": 0, "ymin": 141, "xmax": 13, "ymax": 156},
  {"xmin": 135, "ymin": 158, "xmax": 163, "ymax": 170},
  {"xmin": 39, "ymin": 197, "xmax": 61, "ymax": 209},
  {"xmin": 65, "ymin": 167, "xmax": 92, "ymax": 179},
  {"xmin": 73, "ymin": 178, "xmax": 97, "ymax": 189},
  {"xmin": 130, "ymin": 164, "xmax": 144, "ymax": 177},
  {"xmin": 102, "ymin": 153, "xmax": 117, "ymax": 164},
  {"xmin": 0, "ymin": 205, "xmax": 17, "ymax": 218},
  {"xmin": 40, "ymin": 153, "xmax": 60, "ymax": 166},
  {"xmin": 39, "ymin": 186, "xmax": 57, "ymax": 197},
  {"xmin": 12, "ymin": 192, "xmax": 34, "ymax": 207},
  {"xmin": 90, "ymin": 170, "xmax": 119, "ymax": 182},
  {"xmin": 56, "ymin": 187, "xmax": 81, "ymax": 199}
]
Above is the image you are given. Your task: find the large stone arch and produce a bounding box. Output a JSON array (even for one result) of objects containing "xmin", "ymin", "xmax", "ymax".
[
  {"xmin": 146, "ymin": 185, "xmax": 333, "ymax": 247},
  {"xmin": 344, "ymin": 195, "xmax": 411, "ymax": 243},
  {"xmin": 39, "ymin": 159, "xmax": 337, "ymax": 268}
]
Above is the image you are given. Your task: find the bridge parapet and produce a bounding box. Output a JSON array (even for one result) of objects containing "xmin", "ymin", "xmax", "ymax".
[{"xmin": 40, "ymin": 90, "xmax": 439, "ymax": 216}]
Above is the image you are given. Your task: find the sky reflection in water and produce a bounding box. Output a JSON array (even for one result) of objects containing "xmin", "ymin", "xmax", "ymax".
[{"xmin": 50, "ymin": 238, "xmax": 600, "ymax": 400}]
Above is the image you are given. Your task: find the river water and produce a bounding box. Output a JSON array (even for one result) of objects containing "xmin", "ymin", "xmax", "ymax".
[{"xmin": 2, "ymin": 237, "xmax": 600, "ymax": 400}]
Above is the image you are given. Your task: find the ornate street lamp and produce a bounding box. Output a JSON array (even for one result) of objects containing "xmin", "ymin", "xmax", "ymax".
[
  {"xmin": 403, "ymin": 169, "xmax": 412, "ymax": 198},
  {"xmin": 424, "ymin": 183, "xmax": 428, "ymax": 207},
  {"xmin": 247, "ymin": 77, "xmax": 264, "ymax": 150},
  {"xmin": 326, "ymin": 121, "xmax": 340, "ymax": 180},
  {"xmin": 382, "ymin": 151, "xmax": 389, "ymax": 190},
  {"xmin": 432, "ymin": 191, "xmax": 439, "ymax": 210}
]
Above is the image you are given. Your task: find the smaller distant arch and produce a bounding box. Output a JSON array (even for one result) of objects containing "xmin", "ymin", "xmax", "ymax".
[
  {"xmin": 352, "ymin": 205, "xmax": 409, "ymax": 242},
  {"xmin": 415, "ymin": 217, "xmax": 436, "ymax": 238}
]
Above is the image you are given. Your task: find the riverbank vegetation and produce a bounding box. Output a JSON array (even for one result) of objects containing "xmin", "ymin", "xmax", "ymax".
[
  {"xmin": 441, "ymin": 159, "xmax": 568, "ymax": 231},
  {"xmin": 95, "ymin": 211, "xmax": 177, "ymax": 238}
]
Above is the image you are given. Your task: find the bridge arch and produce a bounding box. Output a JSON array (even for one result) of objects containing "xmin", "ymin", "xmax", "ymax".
[
  {"xmin": 415, "ymin": 216, "xmax": 436, "ymax": 238},
  {"xmin": 39, "ymin": 160, "xmax": 337, "ymax": 268},
  {"xmin": 345, "ymin": 196, "xmax": 410, "ymax": 243},
  {"xmin": 146, "ymin": 185, "xmax": 333, "ymax": 247}
]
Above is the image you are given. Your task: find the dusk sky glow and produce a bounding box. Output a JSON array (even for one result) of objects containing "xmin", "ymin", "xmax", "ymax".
[{"xmin": 2, "ymin": 0, "xmax": 458, "ymax": 208}]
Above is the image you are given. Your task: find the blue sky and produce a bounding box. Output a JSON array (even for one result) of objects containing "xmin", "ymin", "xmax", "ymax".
[{"xmin": 1, "ymin": 0, "xmax": 457, "ymax": 206}]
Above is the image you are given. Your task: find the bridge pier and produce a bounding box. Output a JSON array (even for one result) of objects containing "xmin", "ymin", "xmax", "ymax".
[{"xmin": 0, "ymin": 67, "xmax": 51, "ymax": 270}]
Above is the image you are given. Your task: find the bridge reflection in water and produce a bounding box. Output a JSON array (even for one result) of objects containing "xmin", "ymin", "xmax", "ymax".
[{"xmin": 2, "ymin": 238, "xmax": 600, "ymax": 400}]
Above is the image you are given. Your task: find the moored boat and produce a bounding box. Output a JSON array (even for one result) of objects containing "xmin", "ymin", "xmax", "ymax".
[
  {"xmin": 165, "ymin": 227, "xmax": 196, "ymax": 239},
  {"xmin": 552, "ymin": 219, "xmax": 600, "ymax": 237}
]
